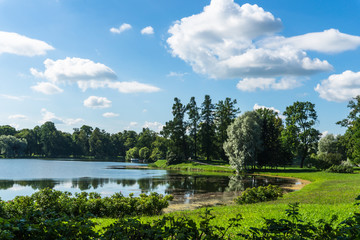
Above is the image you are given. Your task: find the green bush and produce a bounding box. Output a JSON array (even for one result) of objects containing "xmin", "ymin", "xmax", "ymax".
[
  {"xmin": 312, "ymin": 153, "xmax": 343, "ymax": 170},
  {"xmin": 234, "ymin": 185, "xmax": 283, "ymax": 204},
  {"xmin": 0, "ymin": 188, "xmax": 173, "ymax": 219},
  {"xmin": 326, "ymin": 164, "xmax": 354, "ymax": 173}
]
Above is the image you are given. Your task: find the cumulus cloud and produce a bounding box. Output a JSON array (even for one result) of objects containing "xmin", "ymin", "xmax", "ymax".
[
  {"xmin": 84, "ymin": 96, "xmax": 111, "ymax": 109},
  {"xmin": 31, "ymin": 57, "xmax": 161, "ymax": 94},
  {"xmin": 31, "ymin": 57, "xmax": 117, "ymax": 84},
  {"xmin": 40, "ymin": 108, "xmax": 83, "ymax": 125},
  {"xmin": 110, "ymin": 23, "xmax": 132, "ymax": 34},
  {"xmin": 8, "ymin": 114, "xmax": 27, "ymax": 120},
  {"xmin": 167, "ymin": 0, "xmax": 360, "ymax": 91},
  {"xmin": 103, "ymin": 112, "xmax": 119, "ymax": 118},
  {"xmin": 143, "ymin": 121, "xmax": 164, "ymax": 132},
  {"xmin": 0, "ymin": 31, "xmax": 54, "ymax": 56},
  {"xmin": 141, "ymin": 26, "xmax": 154, "ymax": 35},
  {"xmin": 31, "ymin": 82, "xmax": 63, "ymax": 95},
  {"xmin": 315, "ymin": 70, "xmax": 360, "ymax": 102}
]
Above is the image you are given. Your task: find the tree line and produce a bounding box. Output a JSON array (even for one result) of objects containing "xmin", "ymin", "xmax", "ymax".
[{"xmin": 1, "ymin": 95, "xmax": 360, "ymax": 171}]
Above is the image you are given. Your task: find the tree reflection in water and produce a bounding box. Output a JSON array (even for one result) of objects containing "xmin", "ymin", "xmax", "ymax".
[{"xmin": 0, "ymin": 174, "xmax": 296, "ymax": 203}]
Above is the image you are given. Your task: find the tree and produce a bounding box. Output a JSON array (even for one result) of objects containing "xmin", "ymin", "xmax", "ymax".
[
  {"xmin": 199, "ymin": 95, "xmax": 216, "ymax": 161},
  {"xmin": 161, "ymin": 97, "xmax": 188, "ymax": 164},
  {"xmin": 89, "ymin": 127, "xmax": 112, "ymax": 158},
  {"xmin": 0, "ymin": 125, "xmax": 17, "ymax": 136},
  {"xmin": 0, "ymin": 135, "xmax": 27, "ymax": 157},
  {"xmin": 223, "ymin": 111, "xmax": 262, "ymax": 172},
  {"xmin": 215, "ymin": 97, "xmax": 240, "ymax": 161},
  {"xmin": 139, "ymin": 147, "xmax": 151, "ymax": 160},
  {"xmin": 187, "ymin": 97, "xmax": 200, "ymax": 160},
  {"xmin": 283, "ymin": 101, "xmax": 321, "ymax": 168},
  {"xmin": 256, "ymin": 108, "xmax": 289, "ymax": 168},
  {"xmin": 337, "ymin": 96, "xmax": 360, "ymax": 164},
  {"xmin": 125, "ymin": 147, "xmax": 139, "ymax": 161},
  {"xmin": 39, "ymin": 122, "xmax": 63, "ymax": 157}
]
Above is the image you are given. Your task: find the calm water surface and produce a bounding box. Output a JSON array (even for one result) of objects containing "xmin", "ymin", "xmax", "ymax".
[{"xmin": 0, "ymin": 159, "xmax": 297, "ymax": 204}]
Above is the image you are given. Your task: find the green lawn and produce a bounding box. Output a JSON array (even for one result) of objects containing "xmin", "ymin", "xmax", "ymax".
[{"xmin": 95, "ymin": 161, "xmax": 360, "ymax": 238}]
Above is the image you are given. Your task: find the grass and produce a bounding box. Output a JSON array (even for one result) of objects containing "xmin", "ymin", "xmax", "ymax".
[
  {"xmin": 94, "ymin": 161, "xmax": 360, "ymax": 238},
  {"xmin": 149, "ymin": 159, "xmax": 234, "ymax": 173}
]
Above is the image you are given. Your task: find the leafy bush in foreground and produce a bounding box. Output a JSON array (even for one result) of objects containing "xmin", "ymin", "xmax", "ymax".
[
  {"xmin": 0, "ymin": 188, "xmax": 173, "ymax": 219},
  {"xmin": 234, "ymin": 185, "xmax": 283, "ymax": 204}
]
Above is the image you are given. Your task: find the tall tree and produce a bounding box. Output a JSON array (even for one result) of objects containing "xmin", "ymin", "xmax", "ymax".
[
  {"xmin": 223, "ymin": 111, "xmax": 262, "ymax": 172},
  {"xmin": 255, "ymin": 108, "xmax": 288, "ymax": 168},
  {"xmin": 187, "ymin": 97, "xmax": 200, "ymax": 160},
  {"xmin": 39, "ymin": 122, "xmax": 63, "ymax": 157},
  {"xmin": 215, "ymin": 97, "xmax": 239, "ymax": 161},
  {"xmin": 336, "ymin": 95, "xmax": 360, "ymax": 164},
  {"xmin": 161, "ymin": 97, "xmax": 188, "ymax": 164},
  {"xmin": 199, "ymin": 95, "xmax": 216, "ymax": 161},
  {"xmin": 283, "ymin": 101, "xmax": 321, "ymax": 168}
]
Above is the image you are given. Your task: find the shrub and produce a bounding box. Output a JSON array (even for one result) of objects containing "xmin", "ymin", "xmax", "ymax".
[
  {"xmin": 234, "ymin": 185, "xmax": 283, "ymax": 204},
  {"xmin": 326, "ymin": 164, "xmax": 354, "ymax": 173},
  {"xmin": 312, "ymin": 153, "xmax": 344, "ymax": 170}
]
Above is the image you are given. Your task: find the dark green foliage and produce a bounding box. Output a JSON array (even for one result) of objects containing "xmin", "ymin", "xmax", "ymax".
[
  {"xmin": 199, "ymin": 95, "xmax": 217, "ymax": 161},
  {"xmin": 234, "ymin": 185, "xmax": 283, "ymax": 204},
  {"xmin": 162, "ymin": 97, "xmax": 189, "ymax": 164},
  {"xmin": 337, "ymin": 96, "xmax": 360, "ymax": 165},
  {"xmin": 283, "ymin": 101, "xmax": 321, "ymax": 168},
  {"xmin": 326, "ymin": 164, "xmax": 354, "ymax": 173}
]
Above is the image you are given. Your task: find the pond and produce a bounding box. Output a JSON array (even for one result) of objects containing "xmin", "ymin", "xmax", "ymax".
[{"xmin": 0, "ymin": 159, "xmax": 298, "ymax": 207}]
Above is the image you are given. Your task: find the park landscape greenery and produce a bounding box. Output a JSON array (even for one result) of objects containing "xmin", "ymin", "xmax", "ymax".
[{"xmin": 1, "ymin": 95, "xmax": 360, "ymax": 238}]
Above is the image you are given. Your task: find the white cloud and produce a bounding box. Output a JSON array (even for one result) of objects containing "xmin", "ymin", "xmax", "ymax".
[
  {"xmin": 110, "ymin": 23, "xmax": 132, "ymax": 34},
  {"xmin": 166, "ymin": 0, "xmax": 360, "ymax": 90},
  {"xmin": 77, "ymin": 80, "xmax": 161, "ymax": 93},
  {"xmin": 0, "ymin": 94, "xmax": 25, "ymax": 101},
  {"xmin": 143, "ymin": 121, "xmax": 164, "ymax": 132},
  {"xmin": 142, "ymin": 109, "xmax": 148, "ymax": 113},
  {"xmin": 253, "ymin": 103, "xmax": 285, "ymax": 119},
  {"xmin": 167, "ymin": 72, "xmax": 187, "ymax": 78},
  {"xmin": 0, "ymin": 31, "xmax": 54, "ymax": 56},
  {"xmin": 141, "ymin": 26, "xmax": 154, "ymax": 35},
  {"xmin": 8, "ymin": 114, "xmax": 27, "ymax": 120},
  {"xmin": 31, "ymin": 57, "xmax": 161, "ymax": 94},
  {"xmin": 236, "ymin": 77, "xmax": 301, "ymax": 91},
  {"xmin": 315, "ymin": 70, "xmax": 360, "ymax": 102},
  {"xmin": 84, "ymin": 96, "xmax": 111, "ymax": 109},
  {"xmin": 31, "ymin": 57, "xmax": 117, "ymax": 84},
  {"xmin": 31, "ymin": 82, "xmax": 64, "ymax": 95},
  {"xmin": 40, "ymin": 108, "xmax": 83, "ymax": 125},
  {"xmin": 261, "ymin": 29, "xmax": 360, "ymax": 54},
  {"xmin": 103, "ymin": 112, "xmax": 119, "ymax": 118}
]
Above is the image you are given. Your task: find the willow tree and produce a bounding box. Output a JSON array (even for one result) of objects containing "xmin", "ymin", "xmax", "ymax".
[{"xmin": 223, "ymin": 111, "xmax": 262, "ymax": 173}]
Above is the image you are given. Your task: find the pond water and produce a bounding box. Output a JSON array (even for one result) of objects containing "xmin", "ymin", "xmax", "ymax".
[{"xmin": 0, "ymin": 159, "xmax": 297, "ymax": 206}]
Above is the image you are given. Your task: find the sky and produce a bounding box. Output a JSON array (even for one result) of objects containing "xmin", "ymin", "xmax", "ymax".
[{"xmin": 1, "ymin": 0, "xmax": 360, "ymax": 135}]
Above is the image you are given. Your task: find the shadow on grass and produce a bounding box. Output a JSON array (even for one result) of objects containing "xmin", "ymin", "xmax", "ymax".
[{"xmin": 249, "ymin": 168, "xmax": 318, "ymax": 174}]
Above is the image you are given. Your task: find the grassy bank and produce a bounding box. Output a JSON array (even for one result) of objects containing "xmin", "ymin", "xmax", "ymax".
[
  {"xmin": 149, "ymin": 159, "xmax": 234, "ymax": 173},
  {"xmin": 138, "ymin": 161, "xmax": 360, "ymax": 237}
]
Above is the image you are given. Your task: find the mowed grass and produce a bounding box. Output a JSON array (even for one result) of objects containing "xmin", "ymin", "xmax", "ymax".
[
  {"xmin": 94, "ymin": 162, "xmax": 360, "ymax": 237},
  {"xmin": 149, "ymin": 159, "xmax": 234, "ymax": 173}
]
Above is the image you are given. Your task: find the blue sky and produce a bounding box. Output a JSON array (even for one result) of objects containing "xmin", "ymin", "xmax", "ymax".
[{"xmin": 1, "ymin": 0, "xmax": 360, "ymax": 135}]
